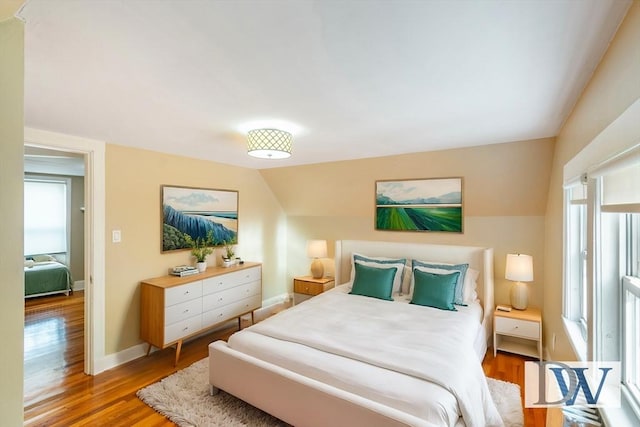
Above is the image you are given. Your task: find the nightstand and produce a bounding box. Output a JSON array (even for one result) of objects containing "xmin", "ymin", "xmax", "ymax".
[
  {"xmin": 493, "ymin": 306, "xmax": 542, "ymax": 360},
  {"xmin": 293, "ymin": 276, "xmax": 335, "ymax": 305}
]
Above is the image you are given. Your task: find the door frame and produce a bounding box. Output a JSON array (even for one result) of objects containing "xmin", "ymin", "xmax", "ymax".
[{"xmin": 24, "ymin": 127, "xmax": 105, "ymax": 375}]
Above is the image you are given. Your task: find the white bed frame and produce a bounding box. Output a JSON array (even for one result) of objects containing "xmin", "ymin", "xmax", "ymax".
[{"xmin": 209, "ymin": 240, "xmax": 494, "ymax": 427}]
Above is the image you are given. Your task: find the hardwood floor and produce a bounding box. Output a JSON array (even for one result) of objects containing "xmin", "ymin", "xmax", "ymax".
[
  {"xmin": 25, "ymin": 295, "xmax": 546, "ymax": 426},
  {"xmin": 482, "ymin": 350, "xmax": 547, "ymax": 427}
]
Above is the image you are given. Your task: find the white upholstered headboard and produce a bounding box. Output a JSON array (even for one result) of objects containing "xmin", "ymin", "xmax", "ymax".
[{"xmin": 335, "ymin": 240, "xmax": 495, "ymax": 345}]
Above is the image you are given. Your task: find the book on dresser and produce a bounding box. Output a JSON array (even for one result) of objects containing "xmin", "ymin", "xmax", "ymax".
[
  {"xmin": 169, "ymin": 265, "xmax": 199, "ymax": 277},
  {"xmin": 140, "ymin": 262, "xmax": 262, "ymax": 365}
]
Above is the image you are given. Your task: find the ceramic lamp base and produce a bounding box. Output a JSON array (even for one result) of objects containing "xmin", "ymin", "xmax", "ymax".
[
  {"xmin": 310, "ymin": 259, "xmax": 324, "ymax": 279},
  {"xmin": 510, "ymin": 281, "xmax": 528, "ymax": 310}
]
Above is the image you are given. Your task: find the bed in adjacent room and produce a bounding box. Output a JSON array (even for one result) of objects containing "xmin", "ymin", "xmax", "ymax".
[
  {"xmin": 24, "ymin": 257, "xmax": 73, "ymax": 298},
  {"xmin": 209, "ymin": 240, "xmax": 499, "ymax": 426}
]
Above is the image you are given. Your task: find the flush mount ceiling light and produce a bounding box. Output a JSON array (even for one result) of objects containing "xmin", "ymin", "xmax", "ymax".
[{"xmin": 247, "ymin": 129, "xmax": 292, "ymax": 159}]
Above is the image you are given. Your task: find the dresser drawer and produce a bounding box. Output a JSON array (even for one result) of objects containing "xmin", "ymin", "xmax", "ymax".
[
  {"xmin": 202, "ymin": 266, "xmax": 261, "ymax": 295},
  {"xmin": 495, "ymin": 316, "xmax": 539, "ymax": 339},
  {"xmin": 164, "ymin": 314, "xmax": 202, "ymax": 344},
  {"xmin": 202, "ymin": 294, "xmax": 262, "ymax": 329},
  {"xmin": 202, "ymin": 281, "xmax": 261, "ymax": 311},
  {"xmin": 165, "ymin": 281, "xmax": 202, "ymax": 307},
  {"xmin": 165, "ymin": 298, "xmax": 202, "ymax": 326}
]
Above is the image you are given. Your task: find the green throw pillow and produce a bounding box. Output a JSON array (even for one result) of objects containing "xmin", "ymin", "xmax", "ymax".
[
  {"xmin": 410, "ymin": 269, "xmax": 460, "ymax": 311},
  {"xmin": 349, "ymin": 263, "xmax": 397, "ymax": 301}
]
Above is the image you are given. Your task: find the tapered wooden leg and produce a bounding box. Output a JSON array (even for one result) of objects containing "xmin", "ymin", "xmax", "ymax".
[
  {"xmin": 174, "ymin": 340, "xmax": 182, "ymax": 366},
  {"xmin": 251, "ymin": 311, "xmax": 255, "ymax": 325},
  {"xmin": 210, "ymin": 385, "xmax": 220, "ymax": 396},
  {"xmin": 146, "ymin": 343, "xmax": 152, "ymax": 356}
]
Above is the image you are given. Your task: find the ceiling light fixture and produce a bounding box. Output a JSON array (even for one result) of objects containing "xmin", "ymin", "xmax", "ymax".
[{"xmin": 247, "ymin": 128, "xmax": 292, "ymax": 159}]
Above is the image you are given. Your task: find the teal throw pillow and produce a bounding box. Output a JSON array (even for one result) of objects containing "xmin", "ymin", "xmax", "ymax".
[
  {"xmin": 412, "ymin": 259, "xmax": 468, "ymax": 306},
  {"xmin": 410, "ymin": 269, "xmax": 460, "ymax": 311},
  {"xmin": 349, "ymin": 263, "xmax": 397, "ymax": 301}
]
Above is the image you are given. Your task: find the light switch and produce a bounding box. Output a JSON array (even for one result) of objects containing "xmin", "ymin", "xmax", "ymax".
[{"xmin": 112, "ymin": 230, "xmax": 122, "ymax": 243}]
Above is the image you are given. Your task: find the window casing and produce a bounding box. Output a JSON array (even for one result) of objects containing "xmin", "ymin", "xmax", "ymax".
[{"xmin": 564, "ymin": 169, "xmax": 640, "ymax": 420}]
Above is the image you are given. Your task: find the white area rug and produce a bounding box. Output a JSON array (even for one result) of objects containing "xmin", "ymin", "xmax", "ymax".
[{"xmin": 137, "ymin": 358, "xmax": 524, "ymax": 427}]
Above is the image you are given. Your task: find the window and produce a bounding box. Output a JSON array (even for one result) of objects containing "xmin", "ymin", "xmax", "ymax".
[
  {"xmin": 24, "ymin": 177, "xmax": 70, "ymax": 255},
  {"xmin": 564, "ymin": 184, "xmax": 588, "ymax": 345},
  {"xmin": 622, "ymin": 275, "xmax": 640, "ymax": 405},
  {"xmin": 564, "ymin": 160, "xmax": 640, "ymax": 422}
]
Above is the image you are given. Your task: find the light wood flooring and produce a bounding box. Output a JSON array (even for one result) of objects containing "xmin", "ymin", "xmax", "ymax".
[{"xmin": 25, "ymin": 293, "xmax": 546, "ymax": 426}]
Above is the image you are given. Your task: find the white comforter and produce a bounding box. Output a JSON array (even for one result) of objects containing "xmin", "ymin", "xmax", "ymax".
[{"xmin": 240, "ymin": 286, "xmax": 503, "ymax": 427}]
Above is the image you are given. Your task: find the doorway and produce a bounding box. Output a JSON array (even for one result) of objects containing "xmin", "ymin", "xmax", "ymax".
[{"xmin": 24, "ymin": 127, "xmax": 107, "ymax": 377}]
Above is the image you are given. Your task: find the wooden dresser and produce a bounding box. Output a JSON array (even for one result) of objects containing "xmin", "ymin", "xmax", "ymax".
[{"xmin": 140, "ymin": 262, "xmax": 261, "ymax": 364}]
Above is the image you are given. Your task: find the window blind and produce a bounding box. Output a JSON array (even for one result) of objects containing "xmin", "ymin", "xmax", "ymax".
[{"xmin": 24, "ymin": 178, "xmax": 68, "ymax": 255}]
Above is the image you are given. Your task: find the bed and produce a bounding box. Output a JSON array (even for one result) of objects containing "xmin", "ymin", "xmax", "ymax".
[
  {"xmin": 209, "ymin": 240, "xmax": 499, "ymax": 426},
  {"xmin": 24, "ymin": 259, "xmax": 73, "ymax": 298}
]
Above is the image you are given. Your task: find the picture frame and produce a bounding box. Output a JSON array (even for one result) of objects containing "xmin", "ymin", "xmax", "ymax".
[
  {"xmin": 375, "ymin": 177, "xmax": 463, "ymax": 233},
  {"xmin": 161, "ymin": 185, "xmax": 238, "ymax": 252}
]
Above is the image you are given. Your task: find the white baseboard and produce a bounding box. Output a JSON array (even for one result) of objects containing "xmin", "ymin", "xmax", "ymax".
[
  {"xmin": 262, "ymin": 292, "xmax": 291, "ymax": 307},
  {"xmin": 94, "ymin": 295, "xmax": 291, "ymax": 373},
  {"xmin": 73, "ymin": 280, "xmax": 85, "ymax": 291},
  {"xmin": 95, "ymin": 342, "xmax": 149, "ymax": 374}
]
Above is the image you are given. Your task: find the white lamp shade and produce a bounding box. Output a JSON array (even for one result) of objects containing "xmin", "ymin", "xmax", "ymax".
[
  {"xmin": 505, "ymin": 253, "xmax": 533, "ymax": 282},
  {"xmin": 306, "ymin": 240, "xmax": 327, "ymax": 258}
]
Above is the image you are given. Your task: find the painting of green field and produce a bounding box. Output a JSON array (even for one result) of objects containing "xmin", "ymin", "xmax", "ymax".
[{"xmin": 376, "ymin": 206, "xmax": 462, "ymax": 232}]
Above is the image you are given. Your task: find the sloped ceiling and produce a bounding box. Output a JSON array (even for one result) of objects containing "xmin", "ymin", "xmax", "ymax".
[{"xmin": 18, "ymin": 0, "xmax": 631, "ymax": 169}]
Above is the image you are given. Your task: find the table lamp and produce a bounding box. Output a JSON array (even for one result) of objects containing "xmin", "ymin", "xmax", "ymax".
[
  {"xmin": 306, "ymin": 240, "xmax": 327, "ymax": 279},
  {"xmin": 505, "ymin": 253, "xmax": 533, "ymax": 310}
]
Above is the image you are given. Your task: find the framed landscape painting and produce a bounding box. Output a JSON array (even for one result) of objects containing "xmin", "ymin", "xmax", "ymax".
[
  {"xmin": 375, "ymin": 177, "xmax": 463, "ymax": 233},
  {"xmin": 161, "ymin": 185, "xmax": 238, "ymax": 252}
]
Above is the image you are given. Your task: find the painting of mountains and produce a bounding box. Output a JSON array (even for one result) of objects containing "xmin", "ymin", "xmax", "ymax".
[
  {"xmin": 376, "ymin": 178, "xmax": 463, "ymax": 232},
  {"xmin": 162, "ymin": 186, "xmax": 238, "ymax": 252}
]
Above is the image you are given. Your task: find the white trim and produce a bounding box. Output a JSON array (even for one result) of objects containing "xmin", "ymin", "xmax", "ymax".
[
  {"xmin": 73, "ymin": 280, "xmax": 85, "ymax": 291},
  {"xmin": 95, "ymin": 342, "xmax": 149, "ymax": 374},
  {"xmin": 562, "ymin": 316, "xmax": 587, "ymax": 361},
  {"xmin": 24, "ymin": 127, "xmax": 106, "ymax": 375},
  {"xmin": 262, "ymin": 292, "xmax": 291, "ymax": 307}
]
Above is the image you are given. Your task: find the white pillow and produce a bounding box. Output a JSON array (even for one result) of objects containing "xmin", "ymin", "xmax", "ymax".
[
  {"xmin": 463, "ymin": 268, "xmax": 480, "ymax": 303},
  {"xmin": 351, "ymin": 259, "xmax": 406, "ymax": 294}
]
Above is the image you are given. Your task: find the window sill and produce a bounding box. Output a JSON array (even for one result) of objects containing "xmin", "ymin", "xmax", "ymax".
[
  {"xmin": 600, "ymin": 387, "xmax": 640, "ymax": 427},
  {"xmin": 562, "ymin": 316, "xmax": 587, "ymax": 361}
]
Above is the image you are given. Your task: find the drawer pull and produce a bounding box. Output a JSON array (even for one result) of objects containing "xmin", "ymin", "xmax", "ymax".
[
  {"xmin": 218, "ymin": 313, "xmax": 224, "ymax": 317},
  {"xmin": 218, "ymin": 297, "xmax": 223, "ymax": 302},
  {"xmin": 183, "ymin": 326, "xmax": 189, "ymax": 331},
  {"xmin": 183, "ymin": 309, "xmax": 189, "ymax": 313}
]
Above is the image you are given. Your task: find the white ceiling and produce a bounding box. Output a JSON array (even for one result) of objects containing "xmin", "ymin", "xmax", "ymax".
[{"xmin": 17, "ymin": 0, "xmax": 630, "ymax": 169}]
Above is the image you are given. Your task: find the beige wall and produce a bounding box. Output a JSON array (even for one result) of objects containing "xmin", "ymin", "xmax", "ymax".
[
  {"xmin": 0, "ymin": 16, "xmax": 25, "ymax": 426},
  {"xmin": 544, "ymin": 2, "xmax": 640, "ymax": 360},
  {"xmin": 104, "ymin": 144, "xmax": 287, "ymax": 354},
  {"xmin": 261, "ymin": 138, "xmax": 555, "ymax": 309}
]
